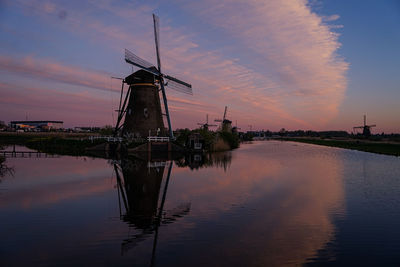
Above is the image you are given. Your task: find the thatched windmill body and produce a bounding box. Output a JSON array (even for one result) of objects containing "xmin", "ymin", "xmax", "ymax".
[{"xmin": 114, "ymin": 14, "xmax": 192, "ymax": 139}]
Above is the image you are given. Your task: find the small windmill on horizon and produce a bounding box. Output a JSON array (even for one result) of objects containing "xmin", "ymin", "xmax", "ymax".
[
  {"xmin": 197, "ymin": 114, "xmax": 217, "ymax": 131},
  {"xmin": 353, "ymin": 114, "xmax": 376, "ymax": 136}
]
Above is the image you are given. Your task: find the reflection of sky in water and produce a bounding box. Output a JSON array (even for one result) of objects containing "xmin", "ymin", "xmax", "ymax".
[
  {"xmin": 163, "ymin": 142, "xmax": 345, "ymax": 266},
  {"xmin": 1, "ymin": 141, "xmax": 400, "ymax": 266}
]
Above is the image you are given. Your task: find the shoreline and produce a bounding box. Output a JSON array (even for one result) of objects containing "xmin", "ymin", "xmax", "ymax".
[{"xmin": 280, "ymin": 137, "xmax": 400, "ymax": 156}]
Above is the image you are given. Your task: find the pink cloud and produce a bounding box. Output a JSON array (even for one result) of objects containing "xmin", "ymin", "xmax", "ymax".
[
  {"xmin": 0, "ymin": 55, "xmax": 117, "ymax": 92},
  {"xmin": 180, "ymin": 0, "xmax": 348, "ymax": 125},
  {"xmin": 2, "ymin": 0, "xmax": 349, "ymax": 130}
]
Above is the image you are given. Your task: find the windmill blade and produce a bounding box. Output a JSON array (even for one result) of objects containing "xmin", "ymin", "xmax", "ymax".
[
  {"xmin": 223, "ymin": 106, "xmax": 227, "ymax": 120},
  {"xmin": 153, "ymin": 14, "xmax": 162, "ymax": 72},
  {"xmin": 165, "ymin": 75, "xmax": 193, "ymax": 95},
  {"xmin": 368, "ymin": 124, "xmax": 377, "ymax": 127},
  {"xmin": 125, "ymin": 49, "xmax": 160, "ymax": 76},
  {"xmin": 161, "ymin": 203, "xmax": 191, "ymax": 224}
]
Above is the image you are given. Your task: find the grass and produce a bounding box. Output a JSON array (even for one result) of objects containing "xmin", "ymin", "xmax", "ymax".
[
  {"xmin": 282, "ymin": 137, "xmax": 400, "ymax": 156},
  {"xmin": 0, "ymin": 132, "xmax": 104, "ymax": 156}
]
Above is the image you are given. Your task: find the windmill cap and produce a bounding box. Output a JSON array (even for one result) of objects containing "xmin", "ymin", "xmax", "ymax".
[{"xmin": 125, "ymin": 67, "xmax": 158, "ymax": 85}]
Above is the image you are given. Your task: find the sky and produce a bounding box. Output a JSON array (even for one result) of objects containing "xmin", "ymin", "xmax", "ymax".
[{"xmin": 0, "ymin": 0, "xmax": 399, "ymax": 133}]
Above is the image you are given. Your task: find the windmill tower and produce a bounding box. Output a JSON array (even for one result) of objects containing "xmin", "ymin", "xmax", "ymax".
[
  {"xmin": 215, "ymin": 106, "xmax": 232, "ymax": 133},
  {"xmin": 197, "ymin": 114, "xmax": 217, "ymax": 131},
  {"xmin": 353, "ymin": 114, "xmax": 376, "ymax": 137},
  {"xmin": 114, "ymin": 14, "xmax": 192, "ymax": 139}
]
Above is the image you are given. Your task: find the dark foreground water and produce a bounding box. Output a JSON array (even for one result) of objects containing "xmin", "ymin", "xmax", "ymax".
[{"xmin": 1, "ymin": 141, "xmax": 400, "ymax": 266}]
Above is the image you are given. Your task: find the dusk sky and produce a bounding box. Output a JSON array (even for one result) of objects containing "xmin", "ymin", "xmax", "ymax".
[{"xmin": 1, "ymin": 0, "xmax": 399, "ymax": 133}]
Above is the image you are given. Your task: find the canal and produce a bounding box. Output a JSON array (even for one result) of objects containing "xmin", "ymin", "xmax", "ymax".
[{"xmin": 1, "ymin": 141, "xmax": 400, "ymax": 266}]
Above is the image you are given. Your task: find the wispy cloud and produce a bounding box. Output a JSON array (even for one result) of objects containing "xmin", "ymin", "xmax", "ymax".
[
  {"xmin": 0, "ymin": 55, "xmax": 116, "ymax": 92},
  {"xmin": 180, "ymin": 0, "xmax": 348, "ymax": 124},
  {"xmin": 1, "ymin": 0, "xmax": 348, "ymax": 130}
]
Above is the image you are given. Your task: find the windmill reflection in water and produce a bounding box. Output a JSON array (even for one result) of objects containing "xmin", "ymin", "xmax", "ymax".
[{"xmin": 113, "ymin": 158, "xmax": 190, "ymax": 263}]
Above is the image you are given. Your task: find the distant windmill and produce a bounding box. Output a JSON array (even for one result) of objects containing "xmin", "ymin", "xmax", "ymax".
[
  {"xmin": 215, "ymin": 106, "xmax": 232, "ymax": 132},
  {"xmin": 114, "ymin": 14, "xmax": 192, "ymax": 139},
  {"xmin": 197, "ymin": 114, "xmax": 217, "ymax": 130},
  {"xmin": 353, "ymin": 115, "xmax": 376, "ymax": 136}
]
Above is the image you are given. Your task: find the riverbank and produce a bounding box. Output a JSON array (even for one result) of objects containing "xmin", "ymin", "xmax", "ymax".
[
  {"xmin": 282, "ymin": 137, "xmax": 400, "ymax": 156},
  {"xmin": 0, "ymin": 131, "xmax": 239, "ymax": 156},
  {"xmin": 0, "ymin": 132, "xmax": 104, "ymax": 156}
]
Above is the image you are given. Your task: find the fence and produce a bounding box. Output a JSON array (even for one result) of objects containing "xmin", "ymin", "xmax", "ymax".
[
  {"xmin": 88, "ymin": 136, "xmax": 124, "ymax": 143},
  {"xmin": 87, "ymin": 136, "xmax": 170, "ymax": 143},
  {"xmin": 0, "ymin": 151, "xmax": 60, "ymax": 158},
  {"xmin": 147, "ymin": 136, "xmax": 170, "ymax": 142}
]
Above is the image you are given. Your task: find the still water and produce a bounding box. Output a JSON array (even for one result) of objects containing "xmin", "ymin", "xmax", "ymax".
[{"xmin": 1, "ymin": 141, "xmax": 400, "ymax": 266}]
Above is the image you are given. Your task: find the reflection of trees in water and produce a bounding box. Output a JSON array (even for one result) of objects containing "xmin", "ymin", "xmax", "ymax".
[
  {"xmin": 0, "ymin": 156, "xmax": 14, "ymax": 180},
  {"xmin": 113, "ymin": 157, "xmax": 190, "ymax": 263},
  {"xmin": 175, "ymin": 152, "xmax": 232, "ymax": 171}
]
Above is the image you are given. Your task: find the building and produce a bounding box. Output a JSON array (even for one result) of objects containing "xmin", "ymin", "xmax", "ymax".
[
  {"xmin": 10, "ymin": 121, "xmax": 63, "ymax": 130},
  {"xmin": 187, "ymin": 132, "xmax": 204, "ymax": 150}
]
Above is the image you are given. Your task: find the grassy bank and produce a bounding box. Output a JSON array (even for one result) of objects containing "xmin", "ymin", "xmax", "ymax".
[
  {"xmin": 0, "ymin": 132, "xmax": 103, "ymax": 156},
  {"xmin": 282, "ymin": 137, "xmax": 400, "ymax": 156},
  {"xmin": 26, "ymin": 137, "xmax": 106, "ymax": 156},
  {"xmin": 0, "ymin": 132, "xmax": 97, "ymax": 145}
]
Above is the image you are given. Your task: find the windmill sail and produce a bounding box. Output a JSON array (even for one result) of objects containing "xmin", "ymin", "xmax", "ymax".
[
  {"xmin": 165, "ymin": 75, "xmax": 193, "ymax": 95},
  {"xmin": 125, "ymin": 49, "xmax": 160, "ymax": 76},
  {"xmin": 153, "ymin": 14, "xmax": 161, "ymax": 72}
]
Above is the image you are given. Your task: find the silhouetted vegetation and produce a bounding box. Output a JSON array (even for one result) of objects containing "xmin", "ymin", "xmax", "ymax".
[
  {"xmin": 240, "ymin": 132, "xmax": 254, "ymax": 141},
  {"xmin": 218, "ymin": 131, "xmax": 239, "ymax": 150},
  {"xmin": 0, "ymin": 145, "xmax": 14, "ymax": 178},
  {"xmin": 99, "ymin": 125, "xmax": 114, "ymax": 136},
  {"xmin": 174, "ymin": 128, "xmax": 239, "ymax": 151},
  {"xmin": 174, "ymin": 128, "xmax": 192, "ymax": 147}
]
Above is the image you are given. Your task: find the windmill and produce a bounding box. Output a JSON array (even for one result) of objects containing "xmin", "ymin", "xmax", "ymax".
[
  {"xmin": 114, "ymin": 14, "xmax": 192, "ymax": 139},
  {"xmin": 214, "ymin": 106, "xmax": 232, "ymax": 132},
  {"xmin": 353, "ymin": 114, "xmax": 376, "ymax": 136},
  {"xmin": 197, "ymin": 114, "xmax": 217, "ymax": 131}
]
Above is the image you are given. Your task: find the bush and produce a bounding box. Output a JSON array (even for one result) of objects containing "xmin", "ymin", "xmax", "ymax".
[
  {"xmin": 99, "ymin": 125, "xmax": 114, "ymax": 136},
  {"xmin": 218, "ymin": 131, "xmax": 239, "ymax": 150}
]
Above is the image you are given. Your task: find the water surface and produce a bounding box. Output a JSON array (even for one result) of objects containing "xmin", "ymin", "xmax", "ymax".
[{"xmin": 1, "ymin": 141, "xmax": 400, "ymax": 266}]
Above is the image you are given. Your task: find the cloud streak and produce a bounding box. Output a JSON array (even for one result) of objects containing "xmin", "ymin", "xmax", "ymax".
[
  {"xmin": 0, "ymin": 55, "xmax": 115, "ymax": 92},
  {"xmin": 1, "ymin": 0, "xmax": 348, "ymax": 130},
  {"xmin": 180, "ymin": 0, "xmax": 348, "ymax": 125}
]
